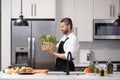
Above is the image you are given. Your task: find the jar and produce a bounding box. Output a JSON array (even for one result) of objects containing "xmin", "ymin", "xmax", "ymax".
[{"xmin": 99, "ymin": 67, "xmax": 104, "ymax": 76}]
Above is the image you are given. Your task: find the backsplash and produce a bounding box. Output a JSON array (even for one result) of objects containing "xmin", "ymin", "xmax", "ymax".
[{"xmin": 79, "ymin": 40, "xmax": 120, "ymax": 61}]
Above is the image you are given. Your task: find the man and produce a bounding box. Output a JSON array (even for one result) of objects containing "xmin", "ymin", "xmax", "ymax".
[{"xmin": 47, "ymin": 18, "xmax": 79, "ymax": 71}]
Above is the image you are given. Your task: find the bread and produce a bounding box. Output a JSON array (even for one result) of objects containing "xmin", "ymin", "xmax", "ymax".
[{"xmin": 19, "ymin": 67, "xmax": 33, "ymax": 73}]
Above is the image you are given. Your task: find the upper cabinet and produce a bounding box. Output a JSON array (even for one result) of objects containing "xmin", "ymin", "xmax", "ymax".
[
  {"xmin": 56, "ymin": 0, "xmax": 93, "ymax": 41},
  {"xmin": 94, "ymin": 0, "xmax": 119, "ymax": 19},
  {"xmin": 112, "ymin": 0, "xmax": 120, "ymax": 19},
  {"xmin": 11, "ymin": 0, "xmax": 56, "ymax": 18},
  {"xmin": 75, "ymin": 0, "xmax": 93, "ymax": 41},
  {"xmin": 11, "ymin": 0, "xmax": 21, "ymax": 18}
]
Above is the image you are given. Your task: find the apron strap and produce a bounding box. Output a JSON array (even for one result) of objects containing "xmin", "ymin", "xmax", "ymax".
[{"xmin": 64, "ymin": 37, "xmax": 69, "ymax": 42}]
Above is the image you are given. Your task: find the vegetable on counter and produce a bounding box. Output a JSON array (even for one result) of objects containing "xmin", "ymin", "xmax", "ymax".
[
  {"xmin": 2, "ymin": 66, "xmax": 19, "ymax": 74},
  {"xmin": 1, "ymin": 66, "xmax": 49, "ymax": 74},
  {"xmin": 84, "ymin": 64, "xmax": 99, "ymax": 74}
]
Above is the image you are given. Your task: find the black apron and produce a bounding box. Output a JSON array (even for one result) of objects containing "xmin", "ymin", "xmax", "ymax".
[{"xmin": 55, "ymin": 37, "xmax": 75, "ymax": 71}]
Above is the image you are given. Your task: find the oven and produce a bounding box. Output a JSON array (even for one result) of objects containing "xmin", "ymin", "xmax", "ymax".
[{"xmin": 94, "ymin": 19, "xmax": 120, "ymax": 39}]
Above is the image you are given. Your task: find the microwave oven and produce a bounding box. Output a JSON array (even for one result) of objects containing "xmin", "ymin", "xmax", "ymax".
[{"xmin": 94, "ymin": 19, "xmax": 120, "ymax": 39}]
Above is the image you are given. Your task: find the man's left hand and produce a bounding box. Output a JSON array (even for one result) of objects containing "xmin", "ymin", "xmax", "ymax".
[{"xmin": 46, "ymin": 48, "xmax": 55, "ymax": 55}]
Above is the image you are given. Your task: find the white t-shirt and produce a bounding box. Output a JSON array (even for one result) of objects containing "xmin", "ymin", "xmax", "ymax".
[{"xmin": 57, "ymin": 32, "xmax": 79, "ymax": 62}]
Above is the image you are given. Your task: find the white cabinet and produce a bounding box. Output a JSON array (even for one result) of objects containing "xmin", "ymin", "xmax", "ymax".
[
  {"xmin": 11, "ymin": 0, "xmax": 21, "ymax": 18},
  {"xmin": 34, "ymin": 0, "xmax": 56, "ymax": 18},
  {"xmin": 112, "ymin": 0, "xmax": 119, "ymax": 19},
  {"xmin": 22, "ymin": 0, "xmax": 34, "ymax": 18},
  {"xmin": 11, "ymin": 0, "xmax": 56, "ymax": 18},
  {"xmin": 56, "ymin": 0, "xmax": 93, "ymax": 41},
  {"xmin": 94, "ymin": 0, "xmax": 119, "ymax": 19},
  {"xmin": 75, "ymin": 0, "xmax": 93, "ymax": 41}
]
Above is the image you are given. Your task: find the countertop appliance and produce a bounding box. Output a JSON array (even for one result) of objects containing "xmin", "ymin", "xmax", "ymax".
[
  {"xmin": 79, "ymin": 49, "xmax": 92, "ymax": 64},
  {"xmin": 11, "ymin": 19, "xmax": 56, "ymax": 70},
  {"xmin": 94, "ymin": 19, "xmax": 120, "ymax": 39}
]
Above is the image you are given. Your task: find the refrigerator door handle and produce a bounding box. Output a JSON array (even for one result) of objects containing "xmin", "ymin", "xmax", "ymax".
[
  {"xmin": 28, "ymin": 37, "xmax": 31, "ymax": 66},
  {"xmin": 32, "ymin": 37, "xmax": 35, "ymax": 68}
]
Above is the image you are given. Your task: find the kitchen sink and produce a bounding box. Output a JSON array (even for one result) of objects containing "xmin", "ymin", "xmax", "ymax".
[{"xmin": 47, "ymin": 71, "xmax": 85, "ymax": 75}]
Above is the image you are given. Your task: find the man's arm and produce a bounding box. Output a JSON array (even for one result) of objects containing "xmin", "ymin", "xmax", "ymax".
[
  {"xmin": 53, "ymin": 52, "xmax": 67, "ymax": 60},
  {"xmin": 47, "ymin": 49, "xmax": 67, "ymax": 60}
]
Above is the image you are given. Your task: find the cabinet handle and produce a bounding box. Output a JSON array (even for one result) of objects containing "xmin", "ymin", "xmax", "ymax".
[
  {"xmin": 31, "ymin": 4, "xmax": 33, "ymax": 16},
  {"xmin": 34, "ymin": 4, "xmax": 36, "ymax": 16},
  {"xmin": 113, "ymin": 5, "xmax": 115, "ymax": 17},
  {"xmin": 75, "ymin": 27, "xmax": 78, "ymax": 37},
  {"xmin": 110, "ymin": 5, "xmax": 112, "ymax": 17}
]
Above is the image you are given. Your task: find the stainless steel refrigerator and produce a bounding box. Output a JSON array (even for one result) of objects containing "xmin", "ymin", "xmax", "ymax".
[{"xmin": 11, "ymin": 19, "xmax": 56, "ymax": 70}]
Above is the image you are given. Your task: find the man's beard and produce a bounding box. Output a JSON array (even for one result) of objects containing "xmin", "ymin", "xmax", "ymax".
[{"xmin": 61, "ymin": 29, "xmax": 68, "ymax": 34}]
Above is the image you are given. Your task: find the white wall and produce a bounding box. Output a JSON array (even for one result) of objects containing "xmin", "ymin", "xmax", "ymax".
[
  {"xmin": 79, "ymin": 40, "xmax": 120, "ymax": 62},
  {"xmin": 1, "ymin": 0, "xmax": 11, "ymax": 70}
]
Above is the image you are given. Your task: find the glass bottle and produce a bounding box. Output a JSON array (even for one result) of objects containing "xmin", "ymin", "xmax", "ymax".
[{"xmin": 106, "ymin": 56, "xmax": 113, "ymax": 75}]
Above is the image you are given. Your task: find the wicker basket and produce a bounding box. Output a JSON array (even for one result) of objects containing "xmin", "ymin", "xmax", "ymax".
[{"xmin": 41, "ymin": 42, "xmax": 56, "ymax": 51}]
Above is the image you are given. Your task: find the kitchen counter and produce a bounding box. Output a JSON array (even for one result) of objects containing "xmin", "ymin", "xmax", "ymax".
[{"xmin": 0, "ymin": 72, "xmax": 120, "ymax": 80}]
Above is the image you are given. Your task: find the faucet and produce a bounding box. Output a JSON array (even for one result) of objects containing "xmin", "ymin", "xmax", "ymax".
[{"xmin": 66, "ymin": 51, "xmax": 73, "ymax": 75}]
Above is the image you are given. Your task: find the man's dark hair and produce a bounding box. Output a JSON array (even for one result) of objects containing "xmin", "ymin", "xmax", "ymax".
[{"xmin": 61, "ymin": 18, "xmax": 73, "ymax": 30}]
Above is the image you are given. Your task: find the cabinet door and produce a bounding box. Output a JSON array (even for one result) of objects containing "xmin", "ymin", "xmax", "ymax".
[
  {"xmin": 112, "ymin": 0, "xmax": 119, "ymax": 19},
  {"xmin": 94, "ymin": 0, "xmax": 111, "ymax": 19},
  {"xmin": 56, "ymin": 0, "xmax": 75, "ymax": 40},
  {"xmin": 12, "ymin": 0, "xmax": 21, "ymax": 18},
  {"xmin": 34, "ymin": 0, "xmax": 56, "ymax": 18},
  {"xmin": 22, "ymin": 0, "xmax": 34, "ymax": 18},
  {"xmin": 75, "ymin": 0, "xmax": 93, "ymax": 41},
  {"xmin": 12, "ymin": 0, "xmax": 33, "ymax": 18},
  {"xmin": 12, "ymin": 0, "xmax": 56, "ymax": 18}
]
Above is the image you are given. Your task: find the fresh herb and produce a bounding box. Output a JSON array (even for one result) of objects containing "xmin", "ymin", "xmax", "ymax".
[{"xmin": 39, "ymin": 35, "xmax": 56, "ymax": 43}]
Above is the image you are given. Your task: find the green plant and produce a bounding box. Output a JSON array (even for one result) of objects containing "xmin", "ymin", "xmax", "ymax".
[{"xmin": 39, "ymin": 35, "xmax": 56, "ymax": 43}]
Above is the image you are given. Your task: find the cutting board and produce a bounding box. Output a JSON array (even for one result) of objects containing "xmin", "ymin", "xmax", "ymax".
[{"xmin": 34, "ymin": 69, "xmax": 49, "ymax": 73}]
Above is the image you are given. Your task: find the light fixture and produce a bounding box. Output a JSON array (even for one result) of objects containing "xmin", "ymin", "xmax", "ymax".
[
  {"xmin": 114, "ymin": 0, "xmax": 120, "ymax": 26},
  {"xmin": 14, "ymin": 0, "xmax": 28, "ymax": 26}
]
